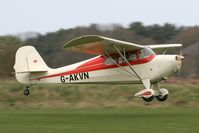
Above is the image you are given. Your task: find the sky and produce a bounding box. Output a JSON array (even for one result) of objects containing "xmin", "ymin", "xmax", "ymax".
[{"xmin": 0, "ymin": 0, "xmax": 199, "ymax": 35}]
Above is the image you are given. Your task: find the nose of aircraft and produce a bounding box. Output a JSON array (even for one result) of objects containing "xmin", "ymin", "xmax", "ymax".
[{"xmin": 155, "ymin": 55, "xmax": 184, "ymax": 80}]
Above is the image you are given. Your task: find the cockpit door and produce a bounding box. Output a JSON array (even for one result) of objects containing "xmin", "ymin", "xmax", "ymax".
[{"xmin": 138, "ymin": 48, "xmax": 160, "ymax": 80}]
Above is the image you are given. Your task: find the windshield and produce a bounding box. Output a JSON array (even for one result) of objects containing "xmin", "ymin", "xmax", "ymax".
[{"xmin": 138, "ymin": 47, "xmax": 155, "ymax": 59}]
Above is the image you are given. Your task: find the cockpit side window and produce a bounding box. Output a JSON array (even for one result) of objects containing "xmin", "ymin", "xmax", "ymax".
[
  {"xmin": 104, "ymin": 51, "xmax": 138, "ymax": 65},
  {"xmin": 126, "ymin": 51, "xmax": 137, "ymax": 62},
  {"xmin": 104, "ymin": 55, "xmax": 117, "ymax": 65}
]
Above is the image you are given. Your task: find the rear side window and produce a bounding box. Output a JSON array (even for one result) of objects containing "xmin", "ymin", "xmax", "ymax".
[
  {"xmin": 104, "ymin": 58, "xmax": 116, "ymax": 65},
  {"xmin": 104, "ymin": 55, "xmax": 117, "ymax": 65}
]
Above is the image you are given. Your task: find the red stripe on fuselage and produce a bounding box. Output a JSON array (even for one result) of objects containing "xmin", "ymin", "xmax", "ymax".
[{"xmin": 34, "ymin": 54, "xmax": 155, "ymax": 80}]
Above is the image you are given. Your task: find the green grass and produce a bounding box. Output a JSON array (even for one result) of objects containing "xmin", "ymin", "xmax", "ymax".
[
  {"xmin": 0, "ymin": 108, "xmax": 199, "ymax": 133},
  {"xmin": 0, "ymin": 80, "xmax": 199, "ymax": 132}
]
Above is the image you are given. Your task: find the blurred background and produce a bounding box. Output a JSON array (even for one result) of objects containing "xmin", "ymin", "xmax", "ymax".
[
  {"xmin": 1, "ymin": 0, "xmax": 199, "ymax": 79},
  {"xmin": 0, "ymin": 0, "xmax": 199, "ymax": 107},
  {"xmin": 1, "ymin": 0, "xmax": 199, "ymax": 106},
  {"xmin": 0, "ymin": 0, "xmax": 199, "ymax": 132}
]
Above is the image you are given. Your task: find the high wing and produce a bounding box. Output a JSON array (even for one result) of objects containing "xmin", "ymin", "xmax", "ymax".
[
  {"xmin": 63, "ymin": 35, "xmax": 145, "ymax": 55},
  {"xmin": 148, "ymin": 44, "xmax": 182, "ymax": 54},
  {"xmin": 148, "ymin": 44, "xmax": 182, "ymax": 49}
]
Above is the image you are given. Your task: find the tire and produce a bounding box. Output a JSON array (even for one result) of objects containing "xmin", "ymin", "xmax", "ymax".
[
  {"xmin": 156, "ymin": 94, "xmax": 168, "ymax": 101},
  {"xmin": 24, "ymin": 89, "xmax": 30, "ymax": 96},
  {"xmin": 156, "ymin": 88, "xmax": 169, "ymax": 102},
  {"xmin": 142, "ymin": 95, "xmax": 154, "ymax": 102}
]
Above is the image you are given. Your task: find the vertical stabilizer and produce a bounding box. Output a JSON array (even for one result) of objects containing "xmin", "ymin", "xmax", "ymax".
[{"xmin": 14, "ymin": 46, "xmax": 49, "ymax": 84}]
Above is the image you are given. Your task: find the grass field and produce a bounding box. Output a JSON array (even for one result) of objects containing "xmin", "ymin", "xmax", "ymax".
[
  {"xmin": 0, "ymin": 79, "xmax": 199, "ymax": 108},
  {"xmin": 0, "ymin": 108, "xmax": 199, "ymax": 133},
  {"xmin": 0, "ymin": 79, "xmax": 199, "ymax": 133}
]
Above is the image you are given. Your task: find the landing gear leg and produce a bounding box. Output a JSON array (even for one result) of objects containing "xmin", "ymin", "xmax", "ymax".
[
  {"xmin": 24, "ymin": 85, "xmax": 31, "ymax": 96},
  {"xmin": 135, "ymin": 79, "xmax": 155, "ymax": 102}
]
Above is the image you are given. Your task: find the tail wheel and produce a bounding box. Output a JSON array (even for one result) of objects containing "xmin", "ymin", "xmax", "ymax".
[
  {"xmin": 23, "ymin": 86, "xmax": 30, "ymax": 96},
  {"xmin": 142, "ymin": 95, "xmax": 154, "ymax": 102},
  {"xmin": 156, "ymin": 88, "xmax": 169, "ymax": 102},
  {"xmin": 24, "ymin": 89, "xmax": 30, "ymax": 96}
]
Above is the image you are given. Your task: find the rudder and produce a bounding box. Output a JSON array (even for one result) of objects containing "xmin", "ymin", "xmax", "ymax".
[{"xmin": 14, "ymin": 46, "xmax": 49, "ymax": 84}]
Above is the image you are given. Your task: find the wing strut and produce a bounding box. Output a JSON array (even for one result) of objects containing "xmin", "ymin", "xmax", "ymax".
[
  {"xmin": 91, "ymin": 45, "xmax": 137, "ymax": 78},
  {"xmin": 112, "ymin": 44, "xmax": 142, "ymax": 80}
]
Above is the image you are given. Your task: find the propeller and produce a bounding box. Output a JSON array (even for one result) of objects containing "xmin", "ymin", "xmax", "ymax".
[
  {"xmin": 175, "ymin": 48, "xmax": 185, "ymax": 73},
  {"xmin": 179, "ymin": 48, "xmax": 184, "ymax": 60}
]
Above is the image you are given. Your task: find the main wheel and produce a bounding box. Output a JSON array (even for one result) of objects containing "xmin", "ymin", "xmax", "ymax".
[
  {"xmin": 24, "ymin": 89, "xmax": 30, "ymax": 96},
  {"xmin": 156, "ymin": 94, "xmax": 168, "ymax": 101},
  {"xmin": 156, "ymin": 88, "xmax": 169, "ymax": 102},
  {"xmin": 142, "ymin": 95, "xmax": 154, "ymax": 102}
]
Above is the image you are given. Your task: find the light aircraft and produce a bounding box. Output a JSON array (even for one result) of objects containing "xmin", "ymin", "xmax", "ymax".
[{"xmin": 14, "ymin": 35, "xmax": 184, "ymax": 102}]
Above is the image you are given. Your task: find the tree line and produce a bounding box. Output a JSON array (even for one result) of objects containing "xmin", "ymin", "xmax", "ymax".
[{"xmin": 1, "ymin": 22, "xmax": 199, "ymax": 78}]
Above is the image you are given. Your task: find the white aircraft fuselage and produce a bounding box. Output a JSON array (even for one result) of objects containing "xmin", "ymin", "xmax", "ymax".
[{"xmin": 15, "ymin": 47, "xmax": 182, "ymax": 85}]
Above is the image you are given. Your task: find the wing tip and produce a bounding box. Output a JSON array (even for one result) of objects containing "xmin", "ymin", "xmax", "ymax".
[{"xmin": 63, "ymin": 35, "xmax": 104, "ymax": 48}]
